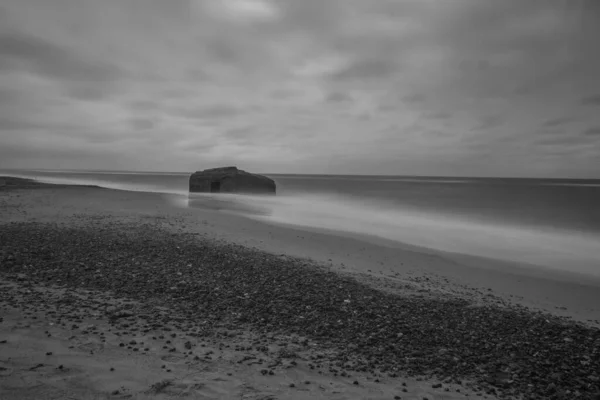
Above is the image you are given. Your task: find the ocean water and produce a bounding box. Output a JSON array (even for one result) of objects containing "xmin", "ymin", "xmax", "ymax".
[{"xmin": 3, "ymin": 169, "xmax": 600, "ymax": 276}]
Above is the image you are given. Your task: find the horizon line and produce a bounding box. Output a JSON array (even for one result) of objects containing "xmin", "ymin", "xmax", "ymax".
[{"xmin": 1, "ymin": 167, "xmax": 599, "ymax": 180}]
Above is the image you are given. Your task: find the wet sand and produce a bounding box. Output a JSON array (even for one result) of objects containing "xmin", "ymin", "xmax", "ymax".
[
  {"xmin": 1, "ymin": 177, "xmax": 599, "ymax": 399},
  {"xmin": 3, "ymin": 177, "xmax": 598, "ymax": 325}
]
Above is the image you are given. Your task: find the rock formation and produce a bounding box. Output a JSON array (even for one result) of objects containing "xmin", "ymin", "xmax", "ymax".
[{"xmin": 189, "ymin": 166, "xmax": 276, "ymax": 195}]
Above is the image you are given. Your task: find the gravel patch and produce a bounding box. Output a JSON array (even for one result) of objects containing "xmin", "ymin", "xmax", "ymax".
[{"xmin": 1, "ymin": 220, "xmax": 599, "ymax": 399}]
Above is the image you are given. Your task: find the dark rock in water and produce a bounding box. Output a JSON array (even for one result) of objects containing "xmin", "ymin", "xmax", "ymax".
[{"xmin": 189, "ymin": 166, "xmax": 275, "ymax": 195}]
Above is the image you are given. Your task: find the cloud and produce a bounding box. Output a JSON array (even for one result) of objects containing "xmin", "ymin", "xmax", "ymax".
[
  {"xmin": 67, "ymin": 85, "xmax": 118, "ymax": 101},
  {"xmin": 325, "ymin": 91, "xmax": 352, "ymax": 103},
  {"xmin": 583, "ymin": 127, "xmax": 600, "ymax": 136},
  {"xmin": 175, "ymin": 104, "xmax": 246, "ymax": 120},
  {"xmin": 0, "ymin": 86, "xmax": 22, "ymax": 106},
  {"xmin": 473, "ymin": 115, "xmax": 505, "ymax": 130},
  {"xmin": 536, "ymin": 136, "xmax": 581, "ymax": 146},
  {"xmin": 130, "ymin": 118, "xmax": 156, "ymax": 131},
  {"xmin": 542, "ymin": 116, "xmax": 575, "ymax": 128},
  {"xmin": 330, "ymin": 58, "xmax": 398, "ymax": 82},
  {"xmin": 0, "ymin": 30, "xmax": 122, "ymax": 83},
  {"xmin": 0, "ymin": 116, "xmax": 42, "ymax": 131},
  {"xmin": 129, "ymin": 100, "xmax": 162, "ymax": 111},
  {"xmin": 426, "ymin": 111, "xmax": 452, "ymax": 120},
  {"xmin": 403, "ymin": 94, "xmax": 426, "ymax": 104},
  {"xmin": 0, "ymin": 0, "xmax": 599, "ymax": 177},
  {"xmin": 181, "ymin": 141, "xmax": 218, "ymax": 153},
  {"xmin": 581, "ymin": 95, "xmax": 600, "ymax": 106},
  {"xmin": 222, "ymin": 126, "xmax": 254, "ymax": 140}
]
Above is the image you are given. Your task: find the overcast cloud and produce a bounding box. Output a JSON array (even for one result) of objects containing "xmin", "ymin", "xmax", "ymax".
[{"xmin": 1, "ymin": 0, "xmax": 599, "ymax": 177}]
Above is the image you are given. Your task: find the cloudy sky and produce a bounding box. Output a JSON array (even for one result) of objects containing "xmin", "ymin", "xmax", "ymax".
[{"xmin": 1, "ymin": 0, "xmax": 599, "ymax": 177}]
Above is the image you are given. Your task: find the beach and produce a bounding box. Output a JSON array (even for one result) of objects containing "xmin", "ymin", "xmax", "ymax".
[{"xmin": 1, "ymin": 177, "xmax": 600, "ymax": 399}]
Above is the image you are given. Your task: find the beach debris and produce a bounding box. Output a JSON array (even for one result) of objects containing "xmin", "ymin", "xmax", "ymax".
[
  {"xmin": 108, "ymin": 310, "xmax": 134, "ymax": 321},
  {"xmin": 147, "ymin": 379, "xmax": 172, "ymax": 394}
]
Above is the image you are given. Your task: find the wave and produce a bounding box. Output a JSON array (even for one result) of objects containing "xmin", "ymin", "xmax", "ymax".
[
  {"xmin": 376, "ymin": 178, "xmax": 473, "ymax": 183},
  {"xmin": 203, "ymin": 192, "xmax": 600, "ymax": 277},
  {"xmin": 0, "ymin": 172, "xmax": 189, "ymax": 196},
  {"xmin": 5, "ymin": 171, "xmax": 599, "ymax": 276},
  {"xmin": 24, "ymin": 169, "xmax": 188, "ymax": 176},
  {"xmin": 540, "ymin": 183, "xmax": 600, "ymax": 188},
  {"xmin": 272, "ymin": 175, "xmax": 474, "ymax": 184}
]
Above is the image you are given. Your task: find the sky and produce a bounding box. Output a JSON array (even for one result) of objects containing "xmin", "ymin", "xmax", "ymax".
[{"xmin": 1, "ymin": 0, "xmax": 599, "ymax": 177}]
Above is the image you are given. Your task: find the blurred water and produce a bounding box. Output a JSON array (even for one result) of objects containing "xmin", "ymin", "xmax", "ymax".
[{"xmin": 3, "ymin": 169, "xmax": 599, "ymax": 276}]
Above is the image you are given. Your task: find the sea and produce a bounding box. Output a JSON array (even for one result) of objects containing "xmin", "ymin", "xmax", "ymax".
[{"xmin": 2, "ymin": 169, "xmax": 599, "ymax": 276}]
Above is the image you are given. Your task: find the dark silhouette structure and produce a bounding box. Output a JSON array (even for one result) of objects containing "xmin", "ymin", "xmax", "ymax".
[{"xmin": 189, "ymin": 166, "xmax": 276, "ymax": 195}]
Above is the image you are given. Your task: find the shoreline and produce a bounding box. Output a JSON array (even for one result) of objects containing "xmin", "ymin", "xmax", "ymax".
[
  {"xmin": 2, "ymin": 177, "xmax": 600, "ymax": 399},
  {"xmin": 6, "ymin": 171, "xmax": 600, "ymax": 275},
  {"xmin": 3, "ymin": 176, "xmax": 600, "ymax": 324}
]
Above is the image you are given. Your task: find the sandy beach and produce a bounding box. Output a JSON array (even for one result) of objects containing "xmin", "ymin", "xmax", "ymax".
[{"xmin": 1, "ymin": 177, "xmax": 600, "ymax": 400}]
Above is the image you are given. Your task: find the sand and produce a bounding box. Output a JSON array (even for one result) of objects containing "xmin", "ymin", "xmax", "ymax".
[
  {"xmin": 3, "ymin": 179, "xmax": 598, "ymax": 325},
  {"xmin": 1, "ymin": 178, "xmax": 599, "ymax": 399},
  {"xmin": 2, "ymin": 279, "xmax": 474, "ymax": 400}
]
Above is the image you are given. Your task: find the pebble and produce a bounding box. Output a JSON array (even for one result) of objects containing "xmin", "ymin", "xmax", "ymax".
[{"xmin": 1, "ymin": 220, "xmax": 599, "ymax": 399}]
